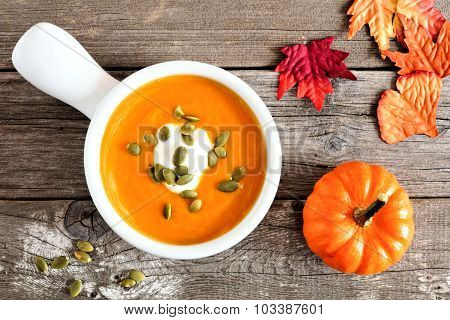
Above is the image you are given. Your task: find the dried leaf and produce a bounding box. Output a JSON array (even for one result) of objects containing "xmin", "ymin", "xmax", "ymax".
[
  {"xmin": 385, "ymin": 17, "xmax": 449, "ymax": 77},
  {"xmin": 275, "ymin": 37, "xmax": 356, "ymax": 111},
  {"xmin": 377, "ymin": 71, "xmax": 442, "ymax": 144}
]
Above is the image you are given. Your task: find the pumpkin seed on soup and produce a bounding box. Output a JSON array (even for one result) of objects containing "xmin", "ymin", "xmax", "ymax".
[
  {"xmin": 69, "ymin": 280, "xmax": 83, "ymax": 298},
  {"xmin": 74, "ymin": 250, "xmax": 92, "ymax": 264},
  {"xmin": 164, "ymin": 204, "xmax": 172, "ymax": 220},
  {"xmin": 218, "ymin": 180, "xmax": 239, "ymax": 192},
  {"xmin": 51, "ymin": 256, "xmax": 70, "ymax": 269},
  {"xmin": 232, "ymin": 166, "xmax": 246, "ymax": 182},
  {"xmin": 154, "ymin": 164, "xmax": 165, "ymax": 182},
  {"xmin": 159, "ymin": 126, "xmax": 170, "ymax": 141},
  {"xmin": 143, "ymin": 133, "xmax": 158, "ymax": 146},
  {"xmin": 179, "ymin": 190, "xmax": 198, "ymax": 199},
  {"xmin": 189, "ymin": 199, "xmax": 202, "ymax": 213},
  {"xmin": 173, "ymin": 146, "xmax": 187, "ymax": 166},
  {"xmin": 214, "ymin": 131, "xmax": 230, "ymax": 147},
  {"xmin": 182, "ymin": 115, "xmax": 200, "ymax": 122},
  {"xmin": 174, "ymin": 166, "xmax": 189, "ymax": 176},
  {"xmin": 148, "ymin": 166, "xmax": 158, "ymax": 182},
  {"xmin": 76, "ymin": 240, "xmax": 94, "ymax": 253},
  {"xmin": 177, "ymin": 174, "xmax": 193, "ymax": 185},
  {"xmin": 129, "ymin": 270, "xmax": 146, "ymax": 283},
  {"xmin": 126, "ymin": 142, "xmax": 141, "ymax": 155},
  {"xmin": 163, "ymin": 168, "xmax": 176, "ymax": 185},
  {"xmin": 182, "ymin": 134, "xmax": 194, "ymax": 146},
  {"xmin": 34, "ymin": 256, "xmax": 48, "ymax": 274},
  {"xmin": 214, "ymin": 146, "xmax": 227, "ymax": 158},
  {"xmin": 181, "ymin": 122, "xmax": 195, "ymax": 135},
  {"xmin": 174, "ymin": 105, "xmax": 185, "ymax": 120},
  {"xmin": 208, "ymin": 150, "xmax": 218, "ymax": 167},
  {"xmin": 120, "ymin": 279, "xmax": 136, "ymax": 288}
]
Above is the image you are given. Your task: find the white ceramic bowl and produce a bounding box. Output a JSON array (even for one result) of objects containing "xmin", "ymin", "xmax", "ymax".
[{"xmin": 13, "ymin": 23, "xmax": 282, "ymax": 259}]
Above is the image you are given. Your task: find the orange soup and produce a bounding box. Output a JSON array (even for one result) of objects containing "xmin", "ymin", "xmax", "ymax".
[{"xmin": 101, "ymin": 75, "xmax": 266, "ymax": 244}]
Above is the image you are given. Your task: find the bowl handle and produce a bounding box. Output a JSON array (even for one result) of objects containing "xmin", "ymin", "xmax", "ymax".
[{"xmin": 12, "ymin": 22, "xmax": 120, "ymax": 119}]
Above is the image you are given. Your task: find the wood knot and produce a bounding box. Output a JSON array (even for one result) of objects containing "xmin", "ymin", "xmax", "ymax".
[{"xmin": 325, "ymin": 136, "xmax": 345, "ymax": 153}]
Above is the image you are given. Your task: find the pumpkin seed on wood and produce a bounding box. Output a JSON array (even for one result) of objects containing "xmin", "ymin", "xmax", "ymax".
[
  {"xmin": 214, "ymin": 131, "xmax": 230, "ymax": 147},
  {"xmin": 120, "ymin": 278, "xmax": 136, "ymax": 288},
  {"xmin": 126, "ymin": 142, "xmax": 141, "ymax": 155},
  {"xmin": 181, "ymin": 122, "xmax": 195, "ymax": 135},
  {"xmin": 143, "ymin": 133, "xmax": 158, "ymax": 146},
  {"xmin": 189, "ymin": 199, "xmax": 202, "ymax": 213},
  {"xmin": 148, "ymin": 166, "xmax": 158, "ymax": 182},
  {"xmin": 182, "ymin": 134, "xmax": 194, "ymax": 146},
  {"xmin": 69, "ymin": 280, "xmax": 83, "ymax": 298},
  {"xmin": 232, "ymin": 166, "xmax": 246, "ymax": 182},
  {"xmin": 174, "ymin": 166, "xmax": 189, "ymax": 176},
  {"xmin": 176, "ymin": 174, "xmax": 193, "ymax": 185},
  {"xmin": 51, "ymin": 256, "xmax": 70, "ymax": 269},
  {"xmin": 179, "ymin": 190, "xmax": 198, "ymax": 199},
  {"xmin": 76, "ymin": 240, "xmax": 94, "ymax": 253},
  {"xmin": 164, "ymin": 204, "xmax": 172, "ymax": 220},
  {"xmin": 154, "ymin": 164, "xmax": 165, "ymax": 182},
  {"xmin": 34, "ymin": 256, "xmax": 48, "ymax": 274},
  {"xmin": 74, "ymin": 250, "xmax": 92, "ymax": 264},
  {"xmin": 218, "ymin": 180, "xmax": 239, "ymax": 192},
  {"xmin": 208, "ymin": 150, "xmax": 218, "ymax": 167},
  {"xmin": 174, "ymin": 105, "xmax": 185, "ymax": 120},
  {"xmin": 182, "ymin": 115, "xmax": 200, "ymax": 122},
  {"xmin": 214, "ymin": 146, "xmax": 227, "ymax": 158},
  {"xmin": 159, "ymin": 126, "xmax": 170, "ymax": 141},
  {"xmin": 129, "ymin": 270, "xmax": 146, "ymax": 283},
  {"xmin": 163, "ymin": 168, "xmax": 176, "ymax": 185},
  {"xmin": 173, "ymin": 146, "xmax": 187, "ymax": 166}
]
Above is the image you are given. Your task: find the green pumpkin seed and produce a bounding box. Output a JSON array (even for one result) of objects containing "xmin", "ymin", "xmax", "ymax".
[
  {"xmin": 126, "ymin": 143, "xmax": 141, "ymax": 155},
  {"xmin": 143, "ymin": 133, "xmax": 158, "ymax": 146},
  {"xmin": 164, "ymin": 203, "xmax": 172, "ymax": 220},
  {"xmin": 182, "ymin": 134, "xmax": 194, "ymax": 146},
  {"xmin": 129, "ymin": 270, "xmax": 145, "ymax": 283},
  {"xmin": 232, "ymin": 166, "xmax": 246, "ymax": 182},
  {"xmin": 208, "ymin": 150, "xmax": 218, "ymax": 167},
  {"xmin": 154, "ymin": 164, "xmax": 165, "ymax": 182},
  {"xmin": 173, "ymin": 146, "xmax": 187, "ymax": 166},
  {"xmin": 179, "ymin": 190, "xmax": 198, "ymax": 199},
  {"xmin": 174, "ymin": 166, "xmax": 189, "ymax": 176},
  {"xmin": 120, "ymin": 278, "xmax": 136, "ymax": 288},
  {"xmin": 182, "ymin": 115, "xmax": 200, "ymax": 122},
  {"xmin": 69, "ymin": 280, "xmax": 83, "ymax": 298},
  {"xmin": 176, "ymin": 174, "xmax": 193, "ymax": 185},
  {"xmin": 159, "ymin": 126, "xmax": 170, "ymax": 141},
  {"xmin": 174, "ymin": 105, "xmax": 185, "ymax": 120},
  {"xmin": 76, "ymin": 240, "xmax": 94, "ymax": 253},
  {"xmin": 34, "ymin": 256, "xmax": 48, "ymax": 274},
  {"xmin": 181, "ymin": 122, "xmax": 195, "ymax": 135},
  {"xmin": 214, "ymin": 131, "xmax": 230, "ymax": 147},
  {"xmin": 189, "ymin": 199, "xmax": 202, "ymax": 213},
  {"xmin": 51, "ymin": 256, "xmax": 70, "ymax": 269},
  {"xmin": 214, "ymin": 146, "xmax": 227, "ymax": 158},
  {"xmin": 74, "ymin": 250, "xmax": 92, "ymax": 264},
  {"xmin": 217, "ymin": 180, "xmax": 239, "ymax": 192},
  {"xmin": 163, "ymin": 168, "xmax": 176, "ymax": 185},
  {"xmin": 148, "ymin": 166, "xmax": 158, "ymax": 182}
]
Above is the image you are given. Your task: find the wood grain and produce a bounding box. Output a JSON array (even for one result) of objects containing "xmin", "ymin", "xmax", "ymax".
[
  {"xmin": 0, "ymin": 0, "xmax": 448, "ymax": 69},
  {"xmin": 0, "ymin": 71, "xmax": 448, "ymax": 199},
  {"xmin": 0, "ymin": 198, "xmax": 448, "ymax": 299}
]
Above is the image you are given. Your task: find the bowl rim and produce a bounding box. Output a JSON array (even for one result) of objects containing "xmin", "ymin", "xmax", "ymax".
[{"xmin": 84, "ymin": 61, "xmax": 282, "ymax": 259}]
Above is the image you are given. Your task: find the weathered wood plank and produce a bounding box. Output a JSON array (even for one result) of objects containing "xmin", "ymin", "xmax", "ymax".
[
  {"xmin": 0, "ymin": 199, "xmax": 448, "ymax": 299},
  {"xmin": 0, "ymin": 71, "xmax": 448, "ymax": 199},
  {"xmin": 1, "ymin": 0, "xmax": 448, "ymax": 69}
]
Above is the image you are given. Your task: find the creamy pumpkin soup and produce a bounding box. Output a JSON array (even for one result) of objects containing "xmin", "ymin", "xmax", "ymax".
[{"xmin": 101, "ymin": 75, "xmax": 266, "ymax": 245}]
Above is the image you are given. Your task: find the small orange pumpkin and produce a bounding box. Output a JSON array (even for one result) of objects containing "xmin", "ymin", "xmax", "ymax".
[{"xmin": 303, "ymin": 161, "xmax": 414, "ymax": 275}]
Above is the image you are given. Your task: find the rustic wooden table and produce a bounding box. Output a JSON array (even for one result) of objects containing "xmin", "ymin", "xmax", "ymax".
[{"xmin": 0, "ymin": 0, "xmax": 449, "ymax": 300}]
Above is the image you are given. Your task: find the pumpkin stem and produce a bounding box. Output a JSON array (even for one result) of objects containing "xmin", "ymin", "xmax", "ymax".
[{"xmin": 353, "ymin": 193, "xmax": 388, "ymax": 227}]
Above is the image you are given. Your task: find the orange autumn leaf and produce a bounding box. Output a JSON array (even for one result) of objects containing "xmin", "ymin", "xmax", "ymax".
[
  {"xmin": 384, "ymin": 17, "xmax": 449, "ymax": 77},
  {"xmin": 347, "ymin": 0, "xmax": 397, "ymax": 53},
  {"xmin": 377, "ymin": 71, "xmax": 442, "ymax": 144},
  {"xmin": 394, "ymin": 0, "xmax": 446, "ymax": 44}
]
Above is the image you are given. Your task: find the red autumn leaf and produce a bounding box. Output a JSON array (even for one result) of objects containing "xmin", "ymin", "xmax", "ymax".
[
  {"xmin": 377, "ymin": 71, "xmax": 442, "ymax": 144},
  {"xmin": 275, "ymin": 37, "xmax": 357, "ymax": 111}
]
